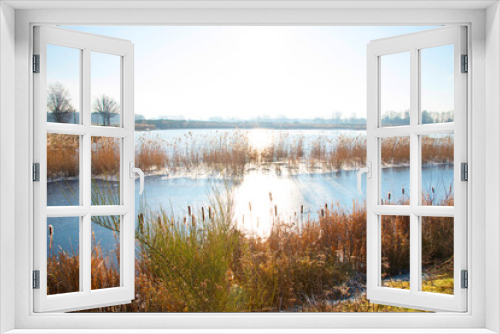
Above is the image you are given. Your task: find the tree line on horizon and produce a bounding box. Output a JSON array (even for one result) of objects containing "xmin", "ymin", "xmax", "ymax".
[{"xmin": 47, "ymin": 82, "xmax": 453, "ymax": 128}]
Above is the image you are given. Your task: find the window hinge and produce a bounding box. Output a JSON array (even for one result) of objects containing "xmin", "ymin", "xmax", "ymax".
[
  {"xmin": 33, "ymin": 163, "xmax": 40, "ymax": 182},
  {"xmin": 461, "ymin": 162, "xmax": 468, "ymax": 181},
  {"xmin": 461, "ymin": 54, "xmax": 468, "ymax": 73},
  {"xmin": 461, "ymin": 270, "xmax": 468, "ymax": 289},
  {"xmin": 33, "ymin": 54, "xmax": 40, "ymax": 73},
  {"xmin": 33, "ymin": 270, "xmax": 40, "ymax": 289}
]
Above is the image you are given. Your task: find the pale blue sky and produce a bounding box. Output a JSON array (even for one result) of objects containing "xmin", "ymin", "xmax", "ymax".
[{"xmin": 47, "ymin": 26, "xmax": 453, "ymax": 120}]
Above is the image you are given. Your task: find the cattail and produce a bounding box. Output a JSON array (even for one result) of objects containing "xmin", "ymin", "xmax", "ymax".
[
  {"xmin": 321, "ymin": 209, "xmax": 325, "ymax": 217},
  {"xmin": 209, "ymin": 206, "xmax": 213, "ymax": 220},
  {"xmin": 388, "ymin": 192, "xmax": 391, "ymax": 201},
  {"xmin": 402, "ymin": 188, "xmax": 405, "ymax": 195},
  {"xmin": 138, "ymin": 214, "xmax": 144, "ymax": 234},
  {"xmin": 274, "ymin": 205, "xmax": 278, "ymax": 217},
  {"xmin": 269, "ymin": 192, "xmax": 273, "ymax": 202},
  {"xmin": 201, "ymin": 207, "xmax": 205, "ymax": 221},
  {"xmin": 192, "ymin": 214, "xmax": 196, "ymax": 227},
  {"xmin": 249, "ymin": 202, "xmax": 252, "ymax": 212},
  {"xmin": 301, "ymin": 205, "xmax": 304, "ymax": 214},
  {"xmin": 432, "ymin": 186, "xmax": 435, "ymax": 194},
  {"xmin": 187, "ymin": 206, "xmax": 191, "ymax": 216},
  {"xmin": 48, "ymin": 225, "xmax": 54, "ymax": 250}
]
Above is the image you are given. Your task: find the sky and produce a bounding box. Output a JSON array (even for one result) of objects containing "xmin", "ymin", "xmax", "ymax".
[{"xmin": 47, "ymin": 26, "xmax": 454, "ymax": 120}]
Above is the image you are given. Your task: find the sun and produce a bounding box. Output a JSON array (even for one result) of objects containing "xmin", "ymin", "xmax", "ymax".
[{"xmin": 248, "ymin": 129, "xmax": 273, "ymax": 152}]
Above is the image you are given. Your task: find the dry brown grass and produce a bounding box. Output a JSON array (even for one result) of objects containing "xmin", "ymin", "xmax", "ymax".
[
  {"xmin": 135, "ymin": 134, "xmax": 169, "ymax": 172},
  {"xmin": 90, "ymin": 137, "xmax": 120, "ymax": 176},
  {"xmin": 47, "ymin": 134, "xmax": 79, "ymax": 178},
  {"xmin": 47, "ymin": 134, "xmax": 120, "ymax": 179},
  {"xmin": 47, "ymin": 132, "xmax": 454, "ymax": 178},
  {"xmin": 47, "ymin": 194, "xmax": 453, "ymax": 313}
]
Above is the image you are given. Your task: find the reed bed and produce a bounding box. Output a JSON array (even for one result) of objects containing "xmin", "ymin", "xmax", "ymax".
[
  {"xmin": 47, "ymin": 131, "xmax": 454, "ymax": 179},
  {"xmin": 47, "ymin": 193, "xmax": 453, "ymax": 312},
  {"xmin": 47, "ymin": 134, "xmax": 79, "ymax": 178}
]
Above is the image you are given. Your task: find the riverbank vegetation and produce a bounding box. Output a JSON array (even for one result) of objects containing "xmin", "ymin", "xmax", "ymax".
[
  {"xmin": 46, "ymin": 193, "xmax": 454, "ymax": 312},
  {"xmin": 47, "ymin": 131, "xmax": 454, "ymax": 179}
]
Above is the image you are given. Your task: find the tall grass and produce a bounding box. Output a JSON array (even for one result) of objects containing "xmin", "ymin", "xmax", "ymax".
[{"xmin": 47, "ymin": 192, "xmax": 454, "ymax": 312}]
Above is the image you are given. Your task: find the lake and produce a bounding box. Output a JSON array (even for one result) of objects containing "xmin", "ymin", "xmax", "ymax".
[{"xmin": 46, "ymin": 129, "xmax": 454, "ymax": 258}]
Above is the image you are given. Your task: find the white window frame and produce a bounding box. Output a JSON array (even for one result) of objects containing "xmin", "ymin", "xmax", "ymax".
[
  {"xmin": 366, "ymin": 26, "xmax": 467, "ymax": 312},
  {"xmin": 1, "ymin": 2, "xmax": 498, "ymax": 333},
  {"xmin": 33, "ymin": 26, "xmax": 136, "ymax": 312}
]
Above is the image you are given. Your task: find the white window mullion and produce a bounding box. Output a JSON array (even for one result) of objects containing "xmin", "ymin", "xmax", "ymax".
[
  {"xmin": 413, "ymin": 122, "xmax": 455, "ymax": 135},
  {"xmin": 46, "ymin": 123, "xmax": 88, "ymax": 135},
  {"xmin": 409, "ymin": 47, "xmax": 420, "ymax": 295},
  {"xmin": 122, "ymin": 49, "xmax": 136, "ymax": 298},
  {"xmin": 372, "ymin": 126, "xmax": 411, "ymax": 138},
  {"xmin": 82, "ymin": 47, "xmax": 92, "ymax": 295},
  {"xmin": 366, "ymin": 45, "xmax": 379, "ymax": 296},
  {"xmin": 373, "ymin": 205, "xmax": 454, "ymax": 217}
]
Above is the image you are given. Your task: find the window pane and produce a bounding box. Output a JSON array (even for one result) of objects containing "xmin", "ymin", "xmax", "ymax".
[
  {"xmin": 421, "ymin": 134, "xmax": 454, "ymax": 206},
  {"xmin": 91, "ymin": 137, "xmax": 120, "ymax": 205},
  {"xmin": 47, "ymin": 217, "xmax": 80, "ymax": 295},
  {"xmin": 91, "ymin": 216, "xmax": 120, "ymax": 290},
  {"xmin": 421, "ymin": 45, "xmax": 454, "ymax": 124},
  {"xmin": 421, "ymin": 217, "xmax": 454, "ymax": 295},
  {"xmin": 91, "ymin": 52, "xmax": 121, "ymax": 127},
  {"xmin": 381, "ymin": 215, "xmax": 410, "ymax": 290},
  {"xmin": 47, "ymin": 44, "xmax": 80, "ymax": 124},
  {"xmin": 381, "ymin": 137, "xmax": 410, "ymax": 204},
  {"xmin": 47, "ymin": 134, "xmax": 80, "ymax": 206},
  {"xmin": 380, "ymin": 52, "xmax": 410, "ymax": 127}
]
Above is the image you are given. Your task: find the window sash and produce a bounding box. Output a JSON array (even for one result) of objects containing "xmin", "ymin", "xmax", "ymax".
[
  {"xmin": 33, "ymin": 26, "xmax": 136, "ymax": 313},
  {"xmin": 366, "ymin": 26, "xmax": 467, "ymax": 312}
]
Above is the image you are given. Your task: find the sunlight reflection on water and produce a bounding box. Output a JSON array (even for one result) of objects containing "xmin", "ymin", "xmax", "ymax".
[{"xmin": 233, "ymin": 172, "xmax": 304, "ymax": 237}]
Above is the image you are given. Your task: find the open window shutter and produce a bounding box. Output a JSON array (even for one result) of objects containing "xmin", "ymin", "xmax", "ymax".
[
  {"xmin": 366, "ymin": 26, "xmax": 467, "ymax": 312},
  {"xmin": 33, "ymin": 26, "xmax": 136, "ymax": 312}
]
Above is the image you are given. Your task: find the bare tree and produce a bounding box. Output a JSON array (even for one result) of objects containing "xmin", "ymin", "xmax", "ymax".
[
  {"xmin": 47, "ymin": 82, "xmax": 76, "ymax": 123},
  {"xmin": 93, "ymin": 95, "xmax": 120, "ymax": 126}
]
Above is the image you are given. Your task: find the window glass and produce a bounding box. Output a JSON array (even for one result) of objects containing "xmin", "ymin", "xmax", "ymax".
[
  {"xmin": 47, "ymin": 45, "xmax": 80, "ymax": 124},
  {"xmin": 381, "ymin": 215, "xmax": 410, "ymax": 290},
  {"xmin": 421, "ymin": 134, "xmax": 454, "ymax": 206},
  {"xmin": 380, "ymin": 52, "xmax": 410, "ymax": 127},
  {"xmin": 91, "ymin": 137, "xmax": 121, "ymax": 206},
  {"xmin": 421, "ymin": 45, "xmax": 454, "ymax": 124},
  {"xmin": 421, "ymin": 217, "xmax": 454, "ymax": 295},
  {"xmin": 381, "ymin": 137, "xmax": 410, "ymax": 205},
  {"xmin": 47, "ymin": 134, "xmax": 80, "ymax": 206},
  {"xmin": 47, "ymin": 217, "xmax": 80, "ymax": 295},
  {"xmin": 91, "ymin": 52, "xmax": 121, "ymax": 127},
  {"xmin": 91, "ymin": 216, "xmax": 121, "ymax": 290}
]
